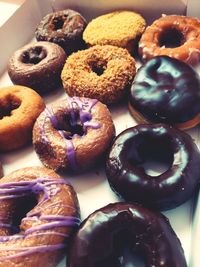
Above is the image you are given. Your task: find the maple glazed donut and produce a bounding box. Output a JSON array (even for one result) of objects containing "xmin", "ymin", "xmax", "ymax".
[
  {"xmin": 33, "ymin": 96, "xmax": 115, "ymax": 172},
  {"xmin": 67, "ymin": 202, "xmax": 187, "ymax": 267},
  {"xmin": 129, "ymin": 56, "xmax": 200, "ymax": 130},
  {"xmin": 8, "ymin": 41, "xmax": 66, "ymax": 94},
  {"xmin": 0, "ymin": 166, "xmax": 80, "ymax": 267},
  {"xmin": 139, "ymin": 15, "xmax": 200, "ymax": 66},
  {"xmin": 35, "ymin": 9, "xmax": 87, "ymax": 55},
  {"xmin": 61, "ymin": 45, "xmax": 136, "ymax": 105},
  {"xmin": 0, "ymin": 85, "xmax": 45, "ymax": 151},
  {"xmin": 106, "ymin": 124, "xmax": 200, "ymax": 211}
]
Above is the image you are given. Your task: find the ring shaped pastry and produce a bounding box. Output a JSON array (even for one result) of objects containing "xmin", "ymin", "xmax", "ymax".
[
  {"xmin": 33, "ymin": 96, "xmax": 115, "ymax": 172},
  {"xmin": 61, "ymin": 45, "xmax": 136, "ymax": 105},
  {"xmin": 35, "ymin": 9, "xmax": 87, "ymax": 55},
  {"xmin": 83, "ymin": 10, "xmax": 146, "ymax": 53},
  {"xmin": 106, "ymin": 124, "xmax": 200, "ymax": 210},
  {"xmin": 0, "ymin": 167, "xmax": 80, "ymax": 267},
  {"xmin": 0, "ymin": 86, "xmax": 45, "ymax": 151},
  {"xmin": 67, "ymin": 202, "xmax": 187, "ymax": 267},
  {"xmin": 139, "ymin": 15, "xmax": 200, "ymax": 66},
  {"xmin": 8, "ymin": 42, "xmax": 66, "ymax": 94},
  {"xmin": 129, "ymin": 56, "xmax": 200, "ymax": 130}
]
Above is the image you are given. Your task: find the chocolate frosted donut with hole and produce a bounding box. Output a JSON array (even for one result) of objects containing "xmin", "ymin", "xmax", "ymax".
[
  {"xmin": 0, "ymin": 86, "xmax": 45, "ymax": 151},
  {"xmin": 61, "ymin": 45, "xmax": 136, "ymax": 105},
  {"xmin": 129, "ymin": 56, "xmax": 200, "ymax": 130},
  {"xmin": 8, "ymin": 42, "xmax": 66, "ymax": 94},
  {"xmin": 35, "ymin": 9, "xmax": 87, "ymax": 55},
  {"xmin": 139, "ymin": 15, "xmax": 200, "ymax": 66},
  {"xmin": 33, "ymin": 96, "xmax": 115, "ymax": 172},
  {"xmin": 67, "ymin": 202, "xmax": 187, "ymax": 267},
  {"xmin": 106, "ymin": 124, "xmax": 200, "ymax": 211},
  {"xmin": 0, "ymin": 166, "xmax": 80, "ymax": 267}
]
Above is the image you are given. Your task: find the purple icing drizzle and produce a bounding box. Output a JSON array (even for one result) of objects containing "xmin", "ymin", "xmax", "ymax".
[{"xmin": 0, "ymin": 177, "xmax": 80, "ymax": 260}]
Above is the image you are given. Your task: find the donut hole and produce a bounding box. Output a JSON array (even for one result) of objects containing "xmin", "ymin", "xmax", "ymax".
[
  {"xmin": 89, "ymin": 61, "xmax": 107, "ymax": 76},
  {"xmin": 11, "ymin": 194, "xmax": 38, "ymax": 234},
  {"xmin": 52, "ymin": 16, "xmax": 65, "ymax": 30},
  {"xmin": 159, "ymin": 28, "xmax": 185, "ymax": 48},
  {"xmin": 21, "ymin": 46, "xmax": 47, "ymax": 65},
  {"xmin": 126, "ymin": 134, "xmax": 174, "ymax": 176},
  {"xmin": 0, "ymin": 95, "xmax": 21, "ymax": 120}
]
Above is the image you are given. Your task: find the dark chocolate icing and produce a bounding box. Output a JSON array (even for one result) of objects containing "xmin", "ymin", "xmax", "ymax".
[
  {"xmin": 130, "ymin": 56, "xmax": 200, "ymax": 123},
  {"xmin": 67, "ymin": 202, "xmax": 187, "ymax": 267},
  {"xmin": 106, "ymin": 124, "xmax": 200, "ymax": 210}
]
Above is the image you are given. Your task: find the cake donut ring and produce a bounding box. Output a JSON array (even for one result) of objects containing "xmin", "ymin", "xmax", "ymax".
[
  {"xmin": 129, "ymin": 56, "xmax": 200, "ymax": 130},
  {"xmin": 0, "ymin": 86, "xmax": 45, "ymax": 151},
  {"xmin": 67, "ymin": 202, "xmax": 187, "ymax": 267},
  {"xmin": 61, "ymin": 45, "xmax": 136, "ymax": 105},
  {"xmin": 106, "ymin": 124, "xmax": 200, "ymax": 210},
  {"xmin": 33, "ymin": 96, "xmax": 115, "ymax": 172},
  {"xmin": 0, "ymin": 166, "xmax": 80, "ymax": 267},
  {"xmin": 35, "ymin": 9, "xmax": 87, "ymax": 55},
  {"xmin": 8, "ymin": 41, "xmax": 66, "ymax": 94},
  {"xmin": 139, "ymin": 15, "xmax": 200, "ymax": 66}
]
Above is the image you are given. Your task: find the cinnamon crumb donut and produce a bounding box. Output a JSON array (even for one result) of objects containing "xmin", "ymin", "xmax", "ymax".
[
  {"xmin": 0, "ymin": 166, "xmax": 80, "ymax": 267},
  {"xmin": 61, "ymin": 45, "xmax": 136, "ymax": 105},
  {"xmin": 0, "ymin": 86, "xmax": 45, "ymax": 151},
  {"xmin": 83, "ymin": 11, "xmax": 146, "ymax": 53},
  {"xmin": 33, "ymin": 96, "xmax": 115, "ymax": 172},
  {"xmin": 139, "ymin": 15, "xmax": 200, "ymax": 66},
  {"xmin": 8, "ymin": 42, "xmax": 66, "ymax": 94}
]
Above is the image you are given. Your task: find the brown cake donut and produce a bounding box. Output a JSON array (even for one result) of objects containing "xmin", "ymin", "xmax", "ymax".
[
  {"xmin": 35, "ymin": 9, "xmax": 87, "ymax": 55},
  {"xmin": 83, "ymin": 10, "xmax": 146, "ymax": 53},
  {"xmin": 33, "ymin": 96, "xmax": 115, "ymax": 172},
  {"xmin": 139, "ymin": 15, "xmax": 200, "ymax": 66},
  {"xmin": 61, "ymin": 45, "xmax": 136, "ymax": 105},
  {"xmin": 0, "ymin": 86, "xmax": 45, "ymax": 151},
  {"xmin": 8, "ymin": 42, "xmax": 66, "ymax": 94},
  {"xmin": 0, "ymin": 166, "xmax": 80, "ymax": 267}
]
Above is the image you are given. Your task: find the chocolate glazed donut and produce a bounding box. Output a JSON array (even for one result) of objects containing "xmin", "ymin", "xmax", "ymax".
[
  {"xmin": 67, "ymin": 202, "xmax": 187, "ymax": 267},
  {"xmin": 106, "ymin": 124, "xmax": 200, "ymax": 210}
]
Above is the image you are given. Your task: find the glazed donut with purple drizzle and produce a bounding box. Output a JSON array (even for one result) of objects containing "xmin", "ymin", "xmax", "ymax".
[
  {"xmin": 33, "ymin": 96, "xmax": 115, "ymax": 172},
  {"xmin": 0, "ymin": 166, "xmax": 80, "ymax": 267},
  {"xmin": 67, "ymin": 202, "xmax": 187, "ymax": 267}
]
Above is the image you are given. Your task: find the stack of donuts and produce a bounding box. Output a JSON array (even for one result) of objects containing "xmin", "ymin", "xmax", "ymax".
[{"xmin": 0, "ymin": 4, "xmax": 200, "ymax": 267}]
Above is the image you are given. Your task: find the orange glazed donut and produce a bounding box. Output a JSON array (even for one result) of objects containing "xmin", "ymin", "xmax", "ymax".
[
  {"xmin": 0, "ymin": 86, "xmax": 45, "ymax": 151},
  {"xmin": 139, "ymin": 15, "xmax": 200, "ymax": 66},
  {"xmin": 0, "ymin": 166, "xmax": 80, "ymax": 267}
]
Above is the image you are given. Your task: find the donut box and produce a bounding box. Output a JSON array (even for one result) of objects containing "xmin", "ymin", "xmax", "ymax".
[{"xmin": 0, "ymin": 0, "xmax": 200, "ymax": 266}]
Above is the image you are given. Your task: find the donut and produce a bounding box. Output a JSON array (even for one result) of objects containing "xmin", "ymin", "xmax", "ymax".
[
  {"xmin": 67, "ymin": 202, "xmax": 187, "ymax": 267},
  {"xmin": 106, "ymin": 124, "xmax": 200, "ymax": 210},
  {"xmin": 61, "ymin": 45, "xmax": 136, "ymax": 105},
  {"xmin": 83, "ymin": 11, "xmax": 146, "ymax": 53},
  {"xmin": 0, "ymin": 86, "xmax": 45, "ymax": 151},
  {"xmin": 129, "ymin": 56, "xmax": 200, "ymax": 130},
  {"xmin": 33, "ymin": 96, "xmax": 115, "ymax": 172},
  {"xmin": 0, "ymin": 166, "xmax": 80, "ymax": 267},
  {"xmin": 35, "ymin": 9, "xmax": 87, "ymax": 55},
  {"xmin": 8, "ymin": 41, "xmax": 66, "ymax": 94},
  {"xmin": 139, "ymin": 15, "xmax": 200, "ymax": 66}
]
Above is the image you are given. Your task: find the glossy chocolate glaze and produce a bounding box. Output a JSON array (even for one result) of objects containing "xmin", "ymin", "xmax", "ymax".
[
  {"xmin": 130, "ymin": 56, "xmax": 200, "ymax": 123},
  {"xmin": 67, "ymin": 202, "xmax": 187, "ymax": 267},
  {"xmin": 35, "ymin": 9, "xmax": 87, "ymax": 55},
  {"xmin": 106, "ymin": 124, "xmax": 200, "ymax": 210}
]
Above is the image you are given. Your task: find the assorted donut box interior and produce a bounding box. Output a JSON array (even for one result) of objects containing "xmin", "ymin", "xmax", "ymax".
[{"xmin": 0, "ymin": 0, "xmax": 199, "ymax": 266}]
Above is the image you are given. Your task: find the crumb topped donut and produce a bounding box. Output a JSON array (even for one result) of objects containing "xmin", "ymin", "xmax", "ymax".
[
  {"xmin": 83, "ymin": 10, "xmax": 146, "ymax": 53},
  {"xmin": 139, "ymin": 15, "xmax": 200, "ymax": 66},
  {"xmin": 8, "ymin": 42, "xmax": 66, "ymax": 94},
  {"xmin": 33, "ymin": 96, "xmax": 115, "ymax": 172},
  {"xmin": 35, "ymin": 9, "xmax": 87, "ymax": 55},
  {"xmin": 61, "ymin": 45, "xmax": 136, "ymax": 105},
  {"xmin": 0, "ymin": 166, "xmax": 80, "ymax": 267},
  {"xmin": 0, "ymin": 86, "xmax": 45, "ymax": 151},
  {"xmin": 67, "ymin": 202, "xmax": 187, "ymax": 267}
]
